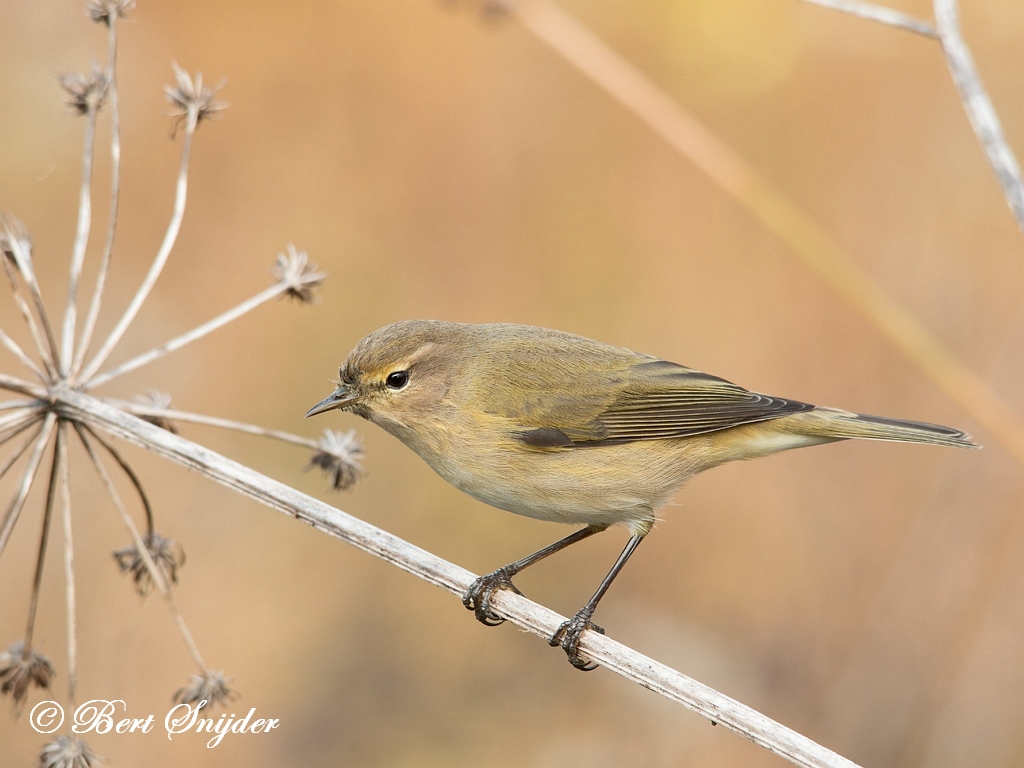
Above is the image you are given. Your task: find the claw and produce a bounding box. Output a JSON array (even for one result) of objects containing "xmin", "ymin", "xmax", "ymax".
[
  {"xmin": 549, "ymin": 609, "xmax": 605, "ymax": 670},
  {"xmin": 462, "ymin": 567, "xmax": 522, "ymax": 626}
]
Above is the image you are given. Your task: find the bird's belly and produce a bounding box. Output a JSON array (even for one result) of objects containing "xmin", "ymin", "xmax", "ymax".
[{"xmin": 424, "ymin": 438, "xmax": 707, "ymax": 534}]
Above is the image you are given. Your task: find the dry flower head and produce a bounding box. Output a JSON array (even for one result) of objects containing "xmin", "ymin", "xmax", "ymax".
[
  {"xmin": 309, "ymin": 429, "xmax": 364, "ymax": 490},
  {"xmin": 86, "ymin": 0, "xmax": 134, "ymax": 26},
  {"xmin": 273, "ymin": 245, "xmax": 326, "ymax": 303},
  {"xmin": 165, "ymin": 63, "xmax": 227, "ymax": 134},
  {"xmin": 59, "ymin": 63, "xmax": 109, "ymax": 115},
  {"xmin": 0, "ymin": 642, "xmax": 55, "ymax": 713},
  {"xmin": 39, "ymin": 735, "xmax": 100, "ymax": 768},
  {"xmin": 174, "ymin": 669, "xmax": 236, "ymax": 708},
  {"xmin": 113, "ymin": 531, "xmax": 185, "ymax": 597}
]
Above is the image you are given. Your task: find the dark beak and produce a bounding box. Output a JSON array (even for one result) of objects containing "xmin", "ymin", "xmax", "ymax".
[{"xmin": 305, "ymin": 385, "xmax": 356, "ymax": 418}]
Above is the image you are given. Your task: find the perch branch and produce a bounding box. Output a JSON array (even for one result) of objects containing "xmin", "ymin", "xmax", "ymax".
[{"xmin": 55, "ymin": 387, "xmax": 860, "ymax": 768}]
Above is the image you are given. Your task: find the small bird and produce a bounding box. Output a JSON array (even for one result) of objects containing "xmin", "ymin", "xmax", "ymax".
[{"xmin": 307, "ymin": 320, "xmax": 977, "ymax": 669}]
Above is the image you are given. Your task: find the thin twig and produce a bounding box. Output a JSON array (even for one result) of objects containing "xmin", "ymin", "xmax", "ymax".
[
  {"xmin": 23, "ymin": 427, "xmax": 61, "ymax": 652},
  {"xmin": 79, "ymin": 112, "xmax": 198, "ymax": 383},
  {"xmin": 0, "ymin": 219, "xmax": 60, "ymax": 370},
  {"xmin": 57, "ymin": 389, "xmax": 860, "ymax": 768},
  {"xmin": 0, "ymin": 372, "xmax": 49, "ymax": 400},
  {"xmin": 933, "ymin": 0, "xmax": 1024, "ymax": 233},
  {"xmin": 0, "ymin": 237, "xmax": 57, "ymax": 379},
  {"xmin": 107, "ymin": 399, "xmax": 319, "ymax": 450},
  {"xmin": 55, "ymin": 423, "xmax": 77, "ymax": 707},
  {"xmin": 74, "ymin": 15, "xmax": 123, "ymax": 379},
  {"xmin": 0, "ymin": 421, "xmax": 46, "ymax": 484},
  {"xmin": 0, "ymin": 325, "xmax": 46, "ymax": 382},
  {"xmin": 81, "ymin": 423, "xmax": 153, "ymax": 536},
  {"xmin": 800, "ymin": 0, "xmax": 938, "ymax": 38},
  {"xmin": 61, "ymin": 92, "xmax": 101, "ymax": 374},
  {"xmin": 0, "ymin": 413, "xmax": 56, "ymax": 558},
  {"xmin": 85, "ymin": 282, "xmax": 289, "ymax": 390},
  {"xmin": 0, "ymin": 400, "xmax": 40, "ymax": 412},
  {"xmin": 75, "ymin": 423, "xmax": 206, "ymax": 672}
]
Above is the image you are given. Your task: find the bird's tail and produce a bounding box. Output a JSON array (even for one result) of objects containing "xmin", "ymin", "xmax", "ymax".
[{"xmin": 794, "ymin": 407, "xmax": 979, "ymax": 449}]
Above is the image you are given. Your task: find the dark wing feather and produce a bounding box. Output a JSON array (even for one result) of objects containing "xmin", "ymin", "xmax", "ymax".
[{"xmin": 512, "ymin": 357, "xmax": 814, "ymax": 448}]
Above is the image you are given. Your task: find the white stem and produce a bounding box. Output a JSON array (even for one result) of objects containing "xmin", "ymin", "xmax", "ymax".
[
  {"xmin": 56, "ymin": 424, "xmax": 77, "ymax": 707},
  {"xmin": 0, "ymin": 413, "xmax": 56, "ymax": 558},
  {"xmin": 73, "ymin": 17, "xmax": 123, "ymax": 379},
  {"xmin": 1, "ymin": 240, "xmax": 57, "ymax": 378},
  {"xmin": 80, "ymin": 114, "xmax": 197, "ymax": 383},
  {"xmin": 934, "ymin": 0, "xmax": 1024, "ymax": 233},
  {"xmin": 57, "ymin": 389, "xmax": 860, "ymax": 768},
  {"xmin": 0, "ymin": 219, "xmax": 60, "ymax": 370},
  {"xmin": 801, "ymin": 0, "xmax": 938, "ymax": 37},
  {"xmin": 85, "ymin": 282, "xmax": 287, "ymax": 391},
  {"xmin": 107, "ymin": 399, "xmax": 319, "ymax": 449},
  {"xmin": 0, "ymin": 372, "xmax": 49, "ymax": 400},
  {"xmin": 62, "ymin": 104, "xmax": 99, "ymax": 374},
  {"xmin": 0, "ymin": 420, "xmax": 45, "ymax": 482},
  {"xmin": 75, "ymin": 423, "xmax": 206, "ymax": 670},
  {"xmin": 0, "ymin": 325, "xmax": 46, "ymax": 381}
]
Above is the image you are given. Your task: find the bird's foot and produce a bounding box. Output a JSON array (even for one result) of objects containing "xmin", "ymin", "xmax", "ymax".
[
  {"xmin": 463, "ymin": 567, "xmax": 522, "ymax": 626},
  {"xmin": 549, "ymin": 609, "xmax": 605, "ymax": 671}
]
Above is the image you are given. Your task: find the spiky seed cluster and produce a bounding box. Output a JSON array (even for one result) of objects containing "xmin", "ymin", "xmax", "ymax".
[
  {"xmin": 272, "ymin": 245, "xmax": 326, "ymax": 303},
  {"xmin": 85, "ymin": 0, "xmax": 134, "ymax": 26},
  {"xmin": 165, "ymin": 63, "xmax": 228, "ymax": 132},
  {"xmin": 59, "ymin": 63, "xmax": 109, "ymax": 116},
  {"xmin": 0, "ymin": 642, "xmax": 55, "ymax": 712},
  {"xmin": 134, "ymin": 391, "xmax": 178, "ymax": 434},
  {"xmin": 309, "ymin": 429, "xmax": 364, "ymax": 490},
  {"xmin": 38, "ymin": 736, "xmax": 100, "ymax": 768},
  {"xmin": 174, "ymin": 669, "xmax": 235, "ymax": 708},
  {"xmin": 113, "ymin": 531, "xmax": 185, "ymax": 597}
]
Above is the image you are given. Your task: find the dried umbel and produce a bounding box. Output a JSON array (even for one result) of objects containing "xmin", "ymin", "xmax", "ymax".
[
  {"xmin": 59, "ymin": 63, "xmax": 109, "ymax": 115},
  {"xmin": 273, "ymin": 245, "xmax": 326, "ymax": 303},
  {"xmin": 309, "ymin": 429, "xmax": 364, "ymax": 490},
  {"xmin": 38, "ymin": 736, "xmax": 100, "ymax": 768},
  {"xmin": 85, "ymin": 0, "xmax": 134, "ymax": 26},
  {"xmin": 165, "ymin": 62, "xmax": 227, "ymax": 133},
  {"xmin": 113, "ymin": 531, "xmax": 186, "ymax": 597},
  {"xmin": 174, "ymin": 669, "xmax": 236, "ymax": 708},
  {"xmin": 0, "ymin": 642, "xmax": 55, "ymax": 713}
]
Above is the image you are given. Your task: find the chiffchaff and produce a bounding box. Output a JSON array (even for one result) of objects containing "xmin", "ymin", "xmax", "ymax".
[{"xmin": 307, "ymin": 320, "xmax": 976, "ymax": 669}]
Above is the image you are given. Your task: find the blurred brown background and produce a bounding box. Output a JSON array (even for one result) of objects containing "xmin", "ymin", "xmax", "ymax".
[{"xmin": 1, "ymin": 0, "xmax": 1023, "ymax": 765}]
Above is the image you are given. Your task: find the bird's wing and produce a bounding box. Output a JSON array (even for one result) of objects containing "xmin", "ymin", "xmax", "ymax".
[{"xmin": 513, "ymin": 358, "xmax": 815, "ymax": 448}]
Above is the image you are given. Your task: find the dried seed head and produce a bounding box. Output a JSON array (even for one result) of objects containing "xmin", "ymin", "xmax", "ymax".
[
  {"xmin": 59, "ymin": 62, "xmax": 109, "ymax": 115},
  {"xmin": 164, "ymin": 63, "xmax": 227, "ymax": 135},
  {"xmin": 308, "ymin": 429, "xmax": 364, "ymax": 490},
  {"xmin": 86, "ymin": 0, "xmax": 134, "ymax": 26},
  {"xmin": 134, "ymin": 391, "xmax": 178, "ymax": 434},
  {"xmin": 174, "ymin": 669, "xmax": 235, "ymax": 708},
  {"xmin": 0, "ymin": 213, "xmax": 33, "ymax": 271},
  {"xmin": 0, "ymin": 641, "xmax": 55, "ymax": 713},
  {"xmin": 271, "ymin": 245, "xmax": 326, "ymax": 303},
  {"xmin": 113, "ymin": 531, "xmax": 185, "ymax": 597},
  {"xmin": 38, "ymin": 736, "xmax": 100, "ymax": 768}
]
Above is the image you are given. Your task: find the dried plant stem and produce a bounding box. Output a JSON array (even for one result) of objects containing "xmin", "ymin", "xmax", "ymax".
[
  {"xmin": 61, "ymin": 101, "xmax": 100, "ymax": 374},
  {"xmin": 55, "ymin": 423, "xmax": 77, "ymax": 707},
  {"xmin": 0, "ymin": 326, "xmax": 46, "ymax": 382},
  {"xmin": 0, "ymin": 372, "xmax": 48, "ymax": 400},
  {"xmin": 933, "ymin": 0, "xmax": 1024, "ymax": 234},
  {"xmin": 511, "ymin": 1, "xmax": 1024, "ymax": 463},
  {"xmin": 800, "ymin": 0, "xmax": 937, "ymax": 37},
  {"xmin": 109, "ymin": 399, "xmax": 319, "ymax": 450},
  {"xmin": 80, "ymin": 115, "xmax": 197, "ymax": 383},
  {"xmin": 23, "ymin": 429, "xmax": 61, "ymax": 652},
  {"xmin": 85, "ymin": 282, "xmax": 290, "ymax": 390},
  {"xmin": 80, "ymin": 423, "xmax": 153, "ymax": 535},
  {"xmin": 57, "ymin": 389, "xmax": 860, "ymax": 768},
  {"xmin": 74, "ymin": 15, "xmax": 123, "ymax": 379},
  {"xmin": 0, "ymin": 400, "xmax": 39, "ymax": 412},
  {"xmin": 0, "ymin": 422, "xmax": 46, "ymax": 484},
  {"xmin": 1, "ymin": 242, "xmax": 57, "ymax": 379},
  {"xmin": 0, "ymin": 414, "xmax": 56, "ymax": 558},
  {"xmin": 75, "ymin": 423, "xmax": 206, "ymax": 672},
  {"xmin": 0, "ymin": 222, "xmax": 60, "ymax": 371}
]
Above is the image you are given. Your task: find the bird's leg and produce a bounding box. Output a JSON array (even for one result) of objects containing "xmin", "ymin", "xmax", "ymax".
[
  {"xmin": 463, "ymin": 524, "xmax": 607, "ymax": 626},
  {"xmin": 549, "ymin": 534, "xmax": 644, "ymax": 671}
]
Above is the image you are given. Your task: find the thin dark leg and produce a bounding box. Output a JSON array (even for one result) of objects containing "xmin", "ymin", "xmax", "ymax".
[
  {"xmin": 463, "ymin": 524, "xmax": 607, "ymax": 626},
  {"xmin": 549, "ymin": 534, "xmax": 644, "ymax": 671}
]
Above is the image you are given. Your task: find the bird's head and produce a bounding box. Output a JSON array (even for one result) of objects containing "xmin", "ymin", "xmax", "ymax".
[{"xmin": 306, "ymin": 320, "xmax": 468, "ymax": 437}]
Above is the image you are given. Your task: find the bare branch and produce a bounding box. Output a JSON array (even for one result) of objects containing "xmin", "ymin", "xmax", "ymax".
[
  {"xmin": 73, "ymin": 16, "xmax": 124, "ymax": 378},
  {"xmin": 57, "ymin": 389, "xmax": 861, "ymax": 768},
  {"xmin": 934, "ymin": 0, "xmax": 1024, "ymax": 233},
  {"xmin": 0, "ymin": 413, "xmax": 56, "ymax": 558},
  {"xmin": 79, "ymin": 114, "xmax": 198, "ymax": 383},
  {"xmin": 801, "ymin": 0, "xmax": 938, "ymax": 38},
  {"xmin": 85, "ymin": 282, "xmax": 289, "ymax": 390}
]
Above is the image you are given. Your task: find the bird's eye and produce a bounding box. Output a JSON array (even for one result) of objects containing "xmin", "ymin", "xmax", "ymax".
[{"xmin": 385, "ymin": 370, "xmax": 409, "ymax": 390}]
